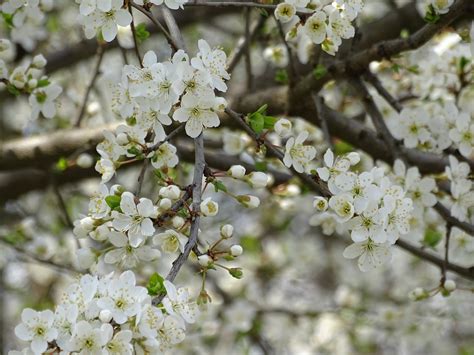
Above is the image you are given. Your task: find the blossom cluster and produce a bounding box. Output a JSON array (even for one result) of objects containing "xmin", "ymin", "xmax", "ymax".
[
  {"xmin": 274, "ymin": 0, "xmax": 363, "ymax": 56},
  {"xmin": 390, "ymin": 101, "xmax": 474, "ymax": 157},
  {"xmin": 76, "ymin": 0, "xmax": 189, "ymax": 42},
  {"xmin": 1, "ymin": 0, "xmax": 53, "ymax": 50},
  {"xmin": 0, "ymin": 38, "xmax": 62, "ymax": 120},
  {"xmin": 11, "ymin": 270, "xmax": 198, "ymax": 354},
  {"xmin": 96, "ymin": 39, "xmax": 229, "ymax": 182},
  {"xmin": 310, "ymin": 149, "xmax": 414, "ymax": 271}
]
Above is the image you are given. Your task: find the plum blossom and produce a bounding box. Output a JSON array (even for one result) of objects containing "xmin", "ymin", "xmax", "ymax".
[
  {"xmin": 112, "ymin": 192, "xmax": 158, "ymax": 247},
  {"xmin": 283, "ymin": 131, "xmax": 317, "ymax": 173}
]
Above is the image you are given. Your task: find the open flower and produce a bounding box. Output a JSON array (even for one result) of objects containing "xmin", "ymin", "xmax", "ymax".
[
  {"xmin": 162, "ymin": 281, "xmax": 199, "ymax": 324},
  {"xmin": 173, "ymin": 93, "xmax": 220, "ymax": 138},
  {"xmin": 14, "ymin": 309, "xmax": 58, "ymax": 354},
  {"xmin": 343, "ymin": 240, "xmax": 392, "ymax": 272},
  {"xmin": 112, "ymin": 192, "xmax": 158, "ymax": 247},
  {"xmin": 283, "ymin": 130, "xmax": 316, "ymax": 173},
  {"xmin": 153, "ymin": 229, "xmax": 188, "ymax": 254}
]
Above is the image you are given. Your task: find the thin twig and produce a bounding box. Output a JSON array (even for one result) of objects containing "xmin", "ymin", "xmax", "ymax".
[
  {"xmin": 364, "ymin": 71, "xmax": 403, "ymax": 113},
  {"xmin": 128, "ymin": 4, "xmax": 143, "ymax": 67},
  {"xmin": 312, "ymin": 94, "xmax": 332, "ymax": 149},
  {"xmin": 129, "ymin": 1, "xmax": 179, "ymax": 52},
  {"xmin": 226, "ymin": 14, "xmax": 266, "ymax": 73},
  {"xmin": 441, "ymin": 223, "xmax": 452, "ymax": 283},
  {"xmin": 244, "ymin": 7, "xmax": 253, "ymax": 90},
  {"xmin": 74, "ymin": 45, "xmax": 105, "ymax": 127},
  {"xmin": 274, "ymin": 15, "xmax": 296, "ymax": 86}
]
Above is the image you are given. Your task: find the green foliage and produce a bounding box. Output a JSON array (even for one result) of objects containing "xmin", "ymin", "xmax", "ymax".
[
  {"xmin": 105, "ymin": 195, "xmax": 121, "ymax": 210},
  {"xmin": 423, "ymin": 228, "xmax": 442, "ymax": 249},
  {"xmin": 275, "ymin": 69, "xmax": 288, "ymax": 84},
  {"xmin": 212, "ymin": 180, "xmax": 227, "ymax": 193},
  {"xmin": 146, "ymin": 273, "xmax": 166, "ymax": 296},
  {"xmin": 55, "ymin": 157, "xmax": 69, "ymax": 171},
  {"xmin": 313, "ymin": 64, "xmax": 327, "ymax": 79},
  {"xmin": 247, "ymin": 104, "xmax": 277, "ymax": 133},
  {"xmin": 135, "ymin": 23, "xmax": 150, "ymax": 43},
  {"xmin": 424, "ymin": 5, "xmax": 440, "ymax": 24}
]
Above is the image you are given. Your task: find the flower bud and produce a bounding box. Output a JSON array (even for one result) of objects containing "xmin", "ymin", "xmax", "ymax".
[
  {"xmin": 274, "ymin": 118, "xmax": 292, "ymax": 137},
  {"xmin": 159, "ymin": 198, "xmax": 172, "ymax": 210},
  {"xmin": 346, "ymin": 152, "xmax": 360, "ymax": 165},
  {"xmin": 230, "ymin": 244, "xmax": 243, "ymax": 257},
  {"xmin": 247, "ymin": 172, "xmax": 269, "ymax": 188},
  {"xmin": 99, "ymin": 310, "xmax": 113, "ymax": 323},
  {"xmin": 159, "ymin": 185, "xmax": 181, "ymax": 200},
  {"xmin": 313, "ymin": 196, "xmax": 328, "ymax": 212},
  {"xmin": 89, "ymin": 224, "xmax": 109, "ymax": 242},
  {"xmin": 110, "ymin": 184, "xmax": 125, "ymax": 195},
  {"xmin": 76, "ymin": 153, "xmax": 94, "ymax": 168},
  {"xmin": 229, "ymin": 267, "xmax": 243, "ymax": 279},
  {"xmin": 220, "ymin": 224, "xmax": 234, "ymax": 238},
  {"xmin": 198, "ymin": 255, "xmax": 211, "ymax": 267},
  {"xmin": 237, "ymin": 195, "xmax": 260, "ymax": 209},
  {"xmin": 443, "ymin": 279, "xmax": 456, "ymax": 292},
  {"xmin": 32, "ymin": 54, "xmax": 47, "ymax": 68},
  {"xmin": 228, "ymin": 165, "xmax": 246, "ymax": 179},
  {"xmin": 73, "ymin": 217, "xmax": 95, "ymax": 238},
  {"xmin": 200, "ymin": 197, "xmax": 219, "ymax": 217},
  {"xmin": 116, "ymin": 132, "xmax": 128, "ymax": 145},
  {"xmin": 172, "ymin": 216, "xmax": 185, "ymax": 229},
  {"xmin": 27, "ymin": 78, "xmax": 37, "ymax": 89}
]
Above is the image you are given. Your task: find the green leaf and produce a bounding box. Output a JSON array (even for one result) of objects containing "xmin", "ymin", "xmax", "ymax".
[
  {"xmin": 56, "ymin": 157, "xmax": 69, "ymax": 171},
  {"xmin": 1, "ymin": 12, "xmax": 14, "ymax": 28},
  {"xmin": 249, "ymin": 112, "xmax": 265, "ymax": 133},
  {"xmin": 37, "ymin": 79, "xmax": 51, "ymax": 88},
  {"xmin": 313, "ymin": 64, "xmax": 327, "ymax": 80},
  {"xmin": 254, "ymin": 161, "xmax": 267, "ymax": 172},
  {"xmin": 105, "ymin": 195, "xmax": 121, "ymax": 210},
  {"xmin": 407, "ymin": 65, "xmax": 420, "ymax": 74},
  {"xmin": 127, "ymin": 146, "xmax": 142, "ymax": 157},
  {"xmin": 459, "ymin": 56, "xmax": 470, "ymax": 72},
  {"xmin": 6, "ymin": 84, "xmax": 21, "ymax": 96},
  {"xmin": 212, "ymin": 180, "xmax": 227, "ymax": 193},
  {"xmin": 423, "ymin": 228, "xmax": 442, "ymax": 248},
  {"xmin": 275, "ymin": 69, "xmax": 288, "ymax": 84},
  {"xmin": 391, "ymin": 63, "xmax": 401, "ymax": 73},
  {"xmin": 146, "ymin": 272, "xmax": 166, "ymax": 296},
  {"xmin": 229, "ymin": 267, "xmax": 243, "ymax": 279},
  {"xmin": 135, "ymin": 23, "xmax": 150, "ymax": 43},
  {"xmin": 263, "ymin": 115, "xmax": 277, "ymax": 130},
  {"xmin": 424, "ymin": 5, "xmax": 440, "ymax": 24},
  {"xmin": 334, "ymin": 141, "xmax": 354, "ymax": 155}
]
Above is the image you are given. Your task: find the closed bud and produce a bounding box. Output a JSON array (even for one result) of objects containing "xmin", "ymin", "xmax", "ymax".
[
  {"xmin": 346, "ymin": 152, "xmax": 360, "ymax": 165},
  {"xmin": 220, "ymin": 224, "xmax": 234, "ymax": 238},
  {"xmin": 32, "ymin": 54, "xmax": 47, "ymax": 68},
  {"xmin": 99, "ymin": 310, "xmax": 112, "ymax": 323},
  {"xmin": 230, "ymin": 244, "xmax": 243, "ymax": 257},
  {"xmin": 247, "ymin": 172, "xmax": 269, "ymax": 188},
  {"xmin": 116, "ymin": 132, "xmax": 128, "ymax": 145},
  {"xmin": 198, "ymin": 255, "xmax": 211, "ymax": 267},
  {"xmin": 228, "ymin": 165, "xmax": 246, "ymax": 179},
  {"xmin": 159, "ymin": 198, "xmax": 172, "ymax": 210},
  {"xmin": 237, "ymin": 195, "xmax": 260, "ymax": 209},
  {"xmin": 159, "ymin": 185, "xmax": 181, "ymax": 200},
  {"xmin": 76, "ymin": 153, "xmax": 94, "ymax": 168},
  {"xmin": 110, "ymin": 184, "xmax": 125, "ymax": 195},
  {"xmin": 172, "ymin": 216, "xmax": 185, "ymax": 229},
  {"xmin": 27, "ymin": 78, "xmax": 37, "ymax": 89},
  {"xmin": 443, "ymin": 279, "xmax": 456, "ymax": 292},
  {"xmin": 229, "ymin": 267, "xmax": 243, "ymax": 279}
]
